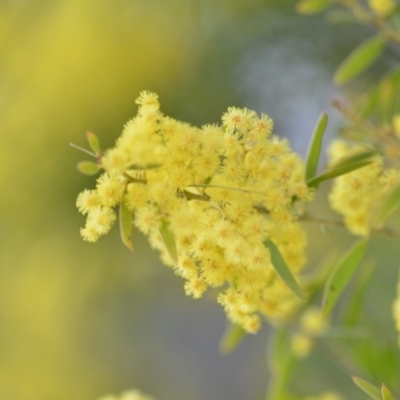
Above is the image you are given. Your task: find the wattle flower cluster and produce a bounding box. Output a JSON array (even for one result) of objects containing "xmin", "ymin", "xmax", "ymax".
[
  {"xmin": 328, "ymin": 140, "xmax": 400, "ymax": 236},
  {"xmin": 76, "ymin": 91, "xmax": 313, "ymax": 332}
]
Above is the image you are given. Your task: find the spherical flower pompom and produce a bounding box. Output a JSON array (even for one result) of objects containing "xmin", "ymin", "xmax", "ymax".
[
  {"xmin": 291, "ymin": 331, "xmax": 313, "ymax": 359},
  {"xmin": 86, "ymin": 207, "xmax": 116, "ymax": 235},
  {"xmin": 243, "ymin": 314, "xmax": 261, "ymax": 334},
  {"xmin": 96, "ymin": 172, "xmax": 125, "ymax": 207},
  {"xmin": 184, "ymin": 277, "xmax": 207, "ymax": 299},
  {"xmin": 79, "ymin": 206, "xmax": 116, "ymax": 242},
  {"xmin": 300, "ymin": 307, "xmax": 328, "ymax": 336},
  {"xmin": 76, "ymin": 189, "xmax": 101, "ymax": 215},
  {"xmin": 135, "ymin": 90, "xmax": 160, "ymax": 111},
  {"xmin": 221, "ymin": 106, "xmax": 255, "ymax": 134},
  {"xmin": 133, "ymin": 205, "xmax": 161, "ymax": 235},
  {"xmin": 101, "ymin": 147, "xmax": 131, "ymax": 174},
  {"xmin": 250, "ymin": 113, "xmax": 274, "ymax": 140},
  {"xmin": 80, "ymin": 223, "xmax": 101, "ymax": 243}
]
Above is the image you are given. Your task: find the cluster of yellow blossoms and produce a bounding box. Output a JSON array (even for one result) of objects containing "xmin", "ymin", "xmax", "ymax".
[
  {"xmin": 98, "ymin": 389, "xmax": 154, "ymax": 400},
  {"xmin": 76, "ymin": 91, "xmax": 313, "ymax": 333},
  {"xmin": 328, "ymin": 140, "xmax": 400, "ymax": 236}
]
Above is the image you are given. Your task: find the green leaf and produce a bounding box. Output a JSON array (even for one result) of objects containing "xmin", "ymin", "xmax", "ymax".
[
  {"xmin": 267, "ymin": 326, "xmax": 291, "ymax": 373},
  {"xmin": 361, "ymin": 68, "xmax": 400, "ymax": 122},
  {"xmin": 352, "ymin": 376, "xmax": 381, "ymax": 400},
  {"xmin": 86, "ymin": 131, "xmax": 101, "ymax": 156},
  {"xmin": 359, "ymin": 86, "xmax": 378, "ymax": 120},
  {"xmin": 307, "ymin": 149, "xmax": 376, "ymax": 188},
  {"xmin": 296, "ymin": 0, "xmax": 331, "ymax": 14},
  {"xmin": 342, "ymin": 262, "xmax": 374, "ymax": 326},
  {"xmin": 377, "ymin": 183, "xmax": 400, "ymax": 224},
  {"xmin": 301, "ymin": 250, "xmax": 340, "ymax": 296},
  {"xmin": 334, "ymin": 35, "xmax": 385, "ymax": 85},
  {"xmin": 381, "ymin": 384, "xmax": 393, "ymax": 400},
  {"xmin": 377, "ymin": 78, "xmax": 396, "ymax": 123},
  {"xmin": 387, "ymin": 67, "xmax": 400, "ymax": 86},
  {"xmin": 263, "ymin": 240, "xmax": 306, "ymax": 301},
  {"xmin": 322, "ymin": 240, "xmax": 367, "ymax": 316},
  {"xmin": 307, "ymin": 160, "xmax": 372, "ymax": 188},
  {"xmin": 119, "ymin": 201, "xmax": 133, "ymax": 251},
  {"xmin": 219, "ymin": 324, "xmax": 247, "ymax": 354},
  {"xmin": 76, "ymin": 161, "xmax": 100, "ymax": 175},
  {"xmin": 266, "ymin": 327, "xmax": 295, "ymax": 400},
  {"xmin": 305, "ymin": 113, "xmax": 328, "ymax": 181},
  {"xmin": 334, "ymin": 149, "xmax": 377, "ymax": 165},
  {"xmin": 159, "ymin": 220, "xmax": 178, "ymax": 265}
]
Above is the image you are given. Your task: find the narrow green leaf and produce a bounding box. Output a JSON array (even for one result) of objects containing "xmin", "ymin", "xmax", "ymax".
[
  {"xmin": 119, "ymin": 201, "xmax": 133, "ymax": 251},
  {"xmin": 377, "ymin": 78, "xmax": 396, "ymax": 123},
  {"xmin": 322, "ymin": 240, "xmax": 367, "ymax": 316},
  {"xmin": 296, "ymin": 0, "xmax": 331, "ymax": 14},
  {"xmin": 334, "ymin": 35, "xmax": 385, "ymax": 85},
  {"xmin": 305, "ymin": 113, "xmax": 328, "ymax": 181},
  {"xmin": 76, "ymin": 161, "xmax": 100, "ymax": 175},
  {"xmin": 219, "ymin": 324, "xmax": 247, "ymax": 354},
  {"xmin": 266, "ymin": 327, "xmax": 295, "ymax": 400},
  {"xmin": 86, "ymin": 131, "xmax": 101, "ymax": 156},
  {"xmin": 359, "ymin": 86, "xmax": 378, "ymax": 120},
  {"xmin": 334, "ymin": 149, "xmax": 377, "ymax": 165},
  {"xmin": 342, "ymin": 262, "xmax": 374, "ymax": 326},
  {"xmin": 352, "ymin": 376, "xmax": 381, "ymax": 400},
  {"xmin": 307, "ymin": 160, "xmax": 373, "ymax": 188},
  {"xmin": 267, "ymin": 326, "xmax": 289, "ymax": 373},
  {"xmin": 378, "ymin": 183, "xmax": 400, "ymax": 224},
  {"xmin": 263, "ymin": 240, "xmax": 306, "ymax": 301},
  {"xmin": 364, "ymin": 68, "xmax": 400, "ymax": 122},
  {"xmin": 381, "ymin": 384, "xmax": 393, "ymax": 400},
  {"xmin": 307, "ymin": 149, "xmax": 376, "ymax": 188},
  {"xmin": 301, "ymin": 250, "xmax": 340, "ymax": 295},
  {"xmin": 159, "ymin": 220, "xmax": 178, "ymax": 265},
  {"xmin": 388, "ymin": 67, "xmax": 400, "ymax": 86}
]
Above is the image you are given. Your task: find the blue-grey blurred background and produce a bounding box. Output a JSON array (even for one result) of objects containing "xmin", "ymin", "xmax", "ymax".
[{"xmin": 1, "ymin": 0, "xmax": 399, "ymax": 399}]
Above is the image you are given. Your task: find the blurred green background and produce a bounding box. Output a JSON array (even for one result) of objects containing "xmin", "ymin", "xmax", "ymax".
[{"xmin": 1, "ymin": 0, "xmax": 400, "ymax": 399}]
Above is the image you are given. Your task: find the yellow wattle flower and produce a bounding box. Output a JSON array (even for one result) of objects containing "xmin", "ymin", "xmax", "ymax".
[{"xmin": 76, "ymin": 91, "xmax": 313, "ymax": 332}]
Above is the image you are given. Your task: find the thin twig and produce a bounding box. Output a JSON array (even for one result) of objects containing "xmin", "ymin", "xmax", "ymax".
[
  {"xmin": 301, "ymin": 213, "xmax": 400, "ymax": 237},
  {"xmin": 69, "ymin": 142, "xmax": 97, "ymax": 157}
]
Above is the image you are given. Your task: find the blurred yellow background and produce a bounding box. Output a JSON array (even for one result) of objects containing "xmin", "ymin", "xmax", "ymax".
[
  {"xmin": 0, "ymin": 1, "xmax": 270, "ymax": 399},
  {"xmin": 2, "ymin": 1, "xmax": 398, "ymax": 399}
]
